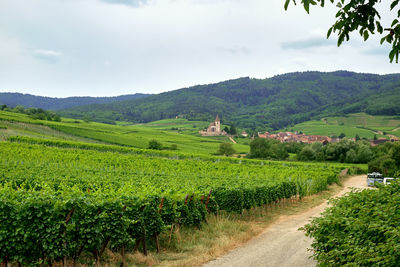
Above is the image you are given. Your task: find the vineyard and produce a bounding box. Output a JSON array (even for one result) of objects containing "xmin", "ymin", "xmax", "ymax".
[
  {"xmin": 0, "ymin": 140, "xmax": 352, "ymax": 266},
  {"xmin": 0, "ymin": 110, "xmax": 250, "ymax": 155}
]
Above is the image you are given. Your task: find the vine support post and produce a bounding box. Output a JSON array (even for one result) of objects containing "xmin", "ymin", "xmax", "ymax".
[
  {"xmin": 159, "ymin": 198, "xmax": 164, "ymax": 211},
  {"xmin": 63, "ymin": 208, "xmax": 75, "ymax": 267},
  {"xmin": 93, "ymin": 250, "xmax": 100, "ymax": 267},
  {"xmin": 140, "ymin": 205, "xmax": 148, "ymax": 256},
  {"xmin": 154, "ymin": 197, "xmax": 164, "ymax": 253},
  {"xmin": 99, "ymin": 238, "xmax": 110, "ymax": 258},
  {"xmin": 154, "ymin": 234, "xmax": 160, "ymax": 253},
  {"xmin": 205, "ymin": 189, "xmax": 212, "ymax": 211},
  {"xmin": 168, "ymin": 224, "xmax": 174, "ymax": 244},
  {"xmin": 121, "ymin": 245, "xmax": 126, "ymax": 267},
  {"xmin": 142, "ymin": 236, "xmax": 148, "ymax": 256}
]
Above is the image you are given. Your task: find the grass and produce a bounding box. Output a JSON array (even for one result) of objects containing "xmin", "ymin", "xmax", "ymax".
[
  {"xmin": 0, "ymin": 111, "xmax": 250, "ymax": 155},
  {"xmin": 96, "ymin": 178, "xmax": 347, "ymax": 267}
]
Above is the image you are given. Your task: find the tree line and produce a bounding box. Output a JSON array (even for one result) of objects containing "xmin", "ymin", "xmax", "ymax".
[
  {"xmin": 248, "ymin": 137, "xmax": 400, "ymax": 176},
  {"xmin": 1, "ymin": 104, "xmax": 61, "ymax": 122}
]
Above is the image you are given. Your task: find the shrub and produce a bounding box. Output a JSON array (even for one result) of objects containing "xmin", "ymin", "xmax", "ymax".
[
  {"xmin": 148, "ymin": 139, "xmax": 163, "ymax": 150},
  {"xmin": 217, "ymin": 142, "xmax": 236, "ymax": 156}
]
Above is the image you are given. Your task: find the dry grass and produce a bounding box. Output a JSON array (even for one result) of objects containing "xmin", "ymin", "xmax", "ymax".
[{"xmin": 107, "ymin": 181, "xmax": 345, "ymax": 267}]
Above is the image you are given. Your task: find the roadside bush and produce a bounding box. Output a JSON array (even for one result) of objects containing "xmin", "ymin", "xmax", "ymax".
[{"xmin": 302, "ymin": 182, "xmax": 400, "ymax": 266}]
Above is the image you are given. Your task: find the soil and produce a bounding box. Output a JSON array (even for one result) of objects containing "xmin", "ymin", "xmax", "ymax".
[{"xmin": 203, "ymin": 175, "xmax": 368, "ymax": 267}]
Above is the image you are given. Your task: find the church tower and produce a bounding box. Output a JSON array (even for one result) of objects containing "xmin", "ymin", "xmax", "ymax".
[{"xmin": 215, "ymin": 115, "xmax": 220, "ymax": 133}]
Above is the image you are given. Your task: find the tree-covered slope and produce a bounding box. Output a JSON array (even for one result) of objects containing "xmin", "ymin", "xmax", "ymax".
[
  {"xmin": 58, "ymin": 71, "xmax": 400, "ymax": 130},
  {"xmin": 0, "ymin": 92, "xmax": 150, "ymax": 110}
]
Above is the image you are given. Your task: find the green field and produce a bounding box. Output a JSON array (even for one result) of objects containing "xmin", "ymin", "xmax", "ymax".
[
  {"xmin": 288, "ymin": 113, "xmax": 400, "ymax": 139},
  {"xmin": 0, "ymin": 111, "xmax": 250, "ymax": 155}
]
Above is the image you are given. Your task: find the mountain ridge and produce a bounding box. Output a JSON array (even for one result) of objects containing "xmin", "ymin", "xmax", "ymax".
[
  {"xmin": 5, "ymin": 71, "xmax": 400, "ymax": 130},
  {"xmin": 0, "ymin": 92, "xmax": 151, "ymax": 111},
  {"xmin": 59, "ymin": 71, "xmax": 400, "ymax": 130}
]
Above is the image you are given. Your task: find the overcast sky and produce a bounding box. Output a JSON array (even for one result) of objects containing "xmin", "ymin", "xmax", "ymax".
[{"xmin": 0, "ymin": 0, "xmax": 398, "ymax": 97}]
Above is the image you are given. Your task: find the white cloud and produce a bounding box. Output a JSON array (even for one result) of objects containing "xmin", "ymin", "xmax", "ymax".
[
  {"xmin": 34, "ymin": 49, "xmax": 63, "ymax": 57},
  {"xmin": 0, "ymin": 0, "xmax": 398, "ymax": 97},
  {"xmin": 33, "ymin": 49, "xmax": 63, "ymax": 64}
]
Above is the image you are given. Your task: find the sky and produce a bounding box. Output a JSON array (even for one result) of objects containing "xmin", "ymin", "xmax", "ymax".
[{"xmin": 0, "ymin": 0, "xmax": 398, "ymax": 97}]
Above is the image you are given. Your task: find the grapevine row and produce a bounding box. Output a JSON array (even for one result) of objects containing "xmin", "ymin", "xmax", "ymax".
[{"xmin": 0, "ymin": 141, "xmax": 344, "ymax": 265}]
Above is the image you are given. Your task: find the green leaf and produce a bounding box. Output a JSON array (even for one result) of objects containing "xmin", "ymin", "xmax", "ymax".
[
  {"xmin": 390, "ymin": 0, "xmax": 399, "ymax": 10},
  {"xmin": 389, "ymin": 49, "xmax": 396, "ymax": 62},
  {"xmin": 327, "ymin": 27, "xmax": 333, "ymax": 38},
  {"xmin": 377, "ymin": 22, "xmax": 383, "ymax": 34},
  {"xmin": 363, "ymin": 31, "xmax": 369, "ymax": 41},
  {"xmin": 304, "ymin": 0, "xmax": 310, "ymax": 14},
  {"xmin": 284, "ymin": 0, "xmax": 291, "ymax": 10}
]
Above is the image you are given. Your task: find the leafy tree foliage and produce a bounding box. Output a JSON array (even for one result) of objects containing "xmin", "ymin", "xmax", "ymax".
[
  {"xmin": 298, "ymin": 146, "xmax": 317, "ymax": 161},
  {"xmin": 284, "ymin": 141, "xmax": 305, "ymax": 153},
  {"xmin": 368, "ymin": 141, "xmax": 400, "ymax": 176},
  {"xmin": 229, "ymin": 125, "xmax": 238, "ymax": 135},
  {"xmin": 248, "ymin": 138, "xmax": 289, "ymax": 160},
  {"xmin": 285, "ymin": 0, "xmax": 400, "ymax": 62},
  {"xmin": 296, "ymin": 139, "xmax": 373, "ymax": 163},
  {"xmin": 218, "ymin": 142, "xmax": 236, "ymax": 156}
]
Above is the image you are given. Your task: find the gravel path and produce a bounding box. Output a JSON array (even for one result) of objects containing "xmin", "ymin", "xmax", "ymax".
[{"xmin": 203, "ymin": 175, "xmax": 368, "ymax": 267}]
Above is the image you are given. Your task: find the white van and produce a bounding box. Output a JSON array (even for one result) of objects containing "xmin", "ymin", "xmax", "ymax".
[
  {"xmin": 367, "ymin": 172, "xmax": 383, "ymax": 187},
  {"xmin": 383, "ymin": 178, "xmax": 396, "ymax": 185}
]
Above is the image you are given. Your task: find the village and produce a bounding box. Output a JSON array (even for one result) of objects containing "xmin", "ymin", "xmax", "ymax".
[{"xmin": 199, "ymin": 115, "xmax": 397, "ymax": 146}]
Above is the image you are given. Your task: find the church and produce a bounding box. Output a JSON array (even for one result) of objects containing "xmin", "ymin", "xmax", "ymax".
[{"xmin": 199, "ymin": 115, "xmax": 226, "ymax": 136}]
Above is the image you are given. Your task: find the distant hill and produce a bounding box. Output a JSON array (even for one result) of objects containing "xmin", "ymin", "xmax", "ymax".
[
  {"xmin": 56, "ymin": 71, "xmax": 400, "ymax": 130},
  {"xmin": 0, "ymin": 92, "xmax": 151, "ymax": 111}
]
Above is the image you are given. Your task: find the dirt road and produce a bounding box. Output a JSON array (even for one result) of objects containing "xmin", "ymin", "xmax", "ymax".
[{"xmin": 203, "ymin": 175, "xmax": 368, "ymax": 267}]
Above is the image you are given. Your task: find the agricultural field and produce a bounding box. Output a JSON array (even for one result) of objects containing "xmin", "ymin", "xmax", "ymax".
[
  {"xmin": 0, "ymin": 119, "xmax": 104, "ymax": 143},
  {"xmin": 326, "ymin": 113, "xmax": 400, "ymax": 132},
  {"xmin": 0, "ymin": 140, "xmax": 359, "ymax": 265},
  {"xmin": 0, "ymin": 111, "xmax": 250, "ymax": 155},
  {"xmin": 288, "ymin": 113, "xmax": 400, "ymax": 139}
]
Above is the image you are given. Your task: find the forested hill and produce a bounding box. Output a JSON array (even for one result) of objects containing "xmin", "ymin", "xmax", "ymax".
[
  {"xmin": 59, "ymin": 71, "xmax": 400, "ymax": 130},
  {"xmin": 0, "ymin": 93, "xmax": 150, "ymax": 111}
]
